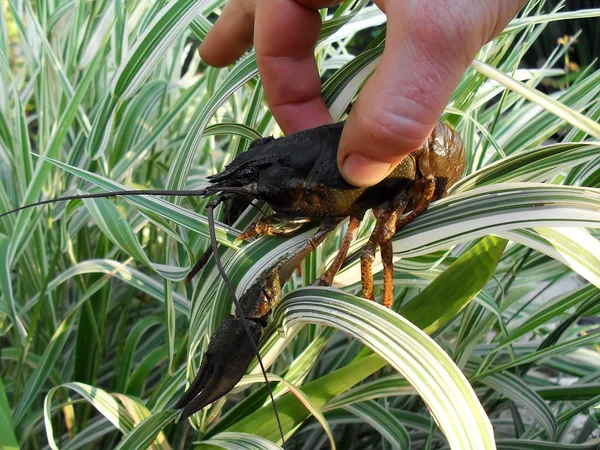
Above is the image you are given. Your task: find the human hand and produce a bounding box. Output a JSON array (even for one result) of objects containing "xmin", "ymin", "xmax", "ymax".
[{"xmin": 199, "ymin": 0, "xmax": 527, "ymax": 186}]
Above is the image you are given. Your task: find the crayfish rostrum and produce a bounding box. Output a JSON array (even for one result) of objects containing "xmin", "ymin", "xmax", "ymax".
[{"xmin": 176, "ymin": 120, "xmax": 466, "ymax": 419}]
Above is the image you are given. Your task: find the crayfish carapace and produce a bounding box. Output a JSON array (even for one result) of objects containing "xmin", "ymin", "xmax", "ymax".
[{"xmin": 176, "ymin": 120, "xmax": 466, "ymax": 419}]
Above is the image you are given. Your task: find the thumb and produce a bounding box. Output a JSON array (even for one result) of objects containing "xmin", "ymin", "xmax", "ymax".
[{"xmin": 338, "ymin": 2, "xmax": 477, "ymax": 187}]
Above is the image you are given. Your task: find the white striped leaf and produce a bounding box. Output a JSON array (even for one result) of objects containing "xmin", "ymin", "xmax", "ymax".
[
  {"xmin": 113, "ymin": 410, "xmax": 179, "ymax": 450},
  {"xmin": 112, "ymin": 0, "xmax": 211, "ymax": 99},
  {"xmin": 480, "ymin": 372, "xmax": 556, "ymax": 438},
  {"xmin": 471, "ymin": 60, "xmax": 600, "ymax": 140},
  {"xmin": 19, "ymin": 259, "xmax": 190, "ymax": 317},
  {"xmin": 197, "ymin": 432, "xmax": 283, "ymax": 450},
  {"xmin": 344, "ymin": 400, "xmax": 410, "ymax": 449},
  {"xmin": 270, "ymin": 289, "xmax": 495, "ymax": 449}
]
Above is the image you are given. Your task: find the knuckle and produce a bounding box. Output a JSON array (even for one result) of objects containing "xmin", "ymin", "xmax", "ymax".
[{"xmin": 361, "ymin": 247, "xmax": 375, "ymax": 262}]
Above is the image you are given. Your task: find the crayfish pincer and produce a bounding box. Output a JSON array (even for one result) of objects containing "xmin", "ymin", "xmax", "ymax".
[
  {"xmin": 176, "ymin": 220, "xmax": 338, "ymax": 420},
  {"xmin": 177, "ymin": 120, "xmax": 465, "ymax": 418}
]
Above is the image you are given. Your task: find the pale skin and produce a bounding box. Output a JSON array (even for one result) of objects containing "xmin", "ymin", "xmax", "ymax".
[{"xmin": 200, "ymin": 0, "xmax": 528, "ymax": 187}]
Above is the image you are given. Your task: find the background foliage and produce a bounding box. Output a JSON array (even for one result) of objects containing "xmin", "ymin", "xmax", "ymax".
[{"xmin": 1, "ymin": 0, "xmax": 600, "ymax": 449}]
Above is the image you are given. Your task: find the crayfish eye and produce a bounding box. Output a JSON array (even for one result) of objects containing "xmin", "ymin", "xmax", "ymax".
[{"xmin": 235, "ymin": 167, "xmax": 257, "ymax": 181}]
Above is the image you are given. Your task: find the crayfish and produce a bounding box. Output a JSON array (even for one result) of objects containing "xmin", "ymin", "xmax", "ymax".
[
  {"xmin": 0, "ymin": 120, "xmax": 466, "ymax": 426},
  {"xmin": 175, "ymin": 120, "xmax": 466, "ymax": 419}
]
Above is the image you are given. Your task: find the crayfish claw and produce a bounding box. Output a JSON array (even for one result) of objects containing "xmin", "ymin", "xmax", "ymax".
[
  {"xmin": 176, "ymin": 315, "xmax": 264, "ymax": 420},
  {"xmin": 174, "ymin": 353, "xmax": 212, "ymax": 411}
]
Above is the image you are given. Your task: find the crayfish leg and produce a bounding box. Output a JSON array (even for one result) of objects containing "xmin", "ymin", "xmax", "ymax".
[
  {"xmin": 380, "ymin": 240, "xmax": 395, "ymax": 308},
  {"xmin": 360, "ymin": 176, "xmax": 437, "ymax": 308},
  {"xmin": 318, "ymin": 215, "xmax": 362, "ymax": 287},
  {"xmin": 396, "ymin": 176, "xmax": 437, "ymax": 231},
  {"xmin": 271, "ymin": 218, "xmax": 342, "ymax": 283},
  {"xmin": 360, "ymin": 209, "xmax": 398, "ymax": 303},
  {"xmin": 365, "ymin": 177, "xmax": 437, "ymax": 307},
  {"xmin": 360, "ymin": 241, "xmax": 377, "ymax": 301},
  {"xmin": 237, "ymin": 215, "xmax": 311, "ymax": 241},
  {"xmin": 360, "ymin": 192, "xmax": 410, "ymax": 307}
]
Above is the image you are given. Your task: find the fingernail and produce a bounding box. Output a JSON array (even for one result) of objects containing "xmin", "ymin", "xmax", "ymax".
[{"xmin": 341, "ymin": 154, "xmax": 391, "ymax": 187}]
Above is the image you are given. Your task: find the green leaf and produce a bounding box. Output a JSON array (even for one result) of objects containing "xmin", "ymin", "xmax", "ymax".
[
  {"xmin": 13, "ymin": 313, "xmax": 77, "ymax": 426},
  {"xmin": 197, "ymin": 432, "xmax": 283, "ymax": 450},
  {"xmin": 453, "ymin": 142, "xmax": 600, "ymax": 192},
  {"xmin": 471, "ymin": 60, "xmax": 600, "ymax": 140},
  {"xmin": 38, "ymin": 156, "xmax": 237, "ymax": 246},
  {"xmin": 500, "ymin": 227, "xmax": 600, "ymax": 288},
  {"xmin": 44, "ymin": 383, "xmax": 136, "ymax": 449},
  {"xmin": 498, "ymin": 285, "xmax": 600, "ymax": 347},
  {"xmin": 535, "ymin": 383, "xmax": 600, "ymax": 401},
  {"xmin": 325, "ymin": 375, "xmax": 415, "ymax": 410},
  {"xmin": 474, "ymin": 328, "xmax": 600, "ymax": 379},
  {"xmin": 227, "ymin": 353, "xmax": 387, "ymax": 441},
  {"xmin": 0, "ymin": 235, "xmax": 26, "ymax": 337},
  {"xmin": 20, "ymin": 259, "xmax": 190, "ymax": 317},
  {"xmin": 82, "ymin": 197, "xmax": 190, "ymax": 280},
  {"xmin": 166, "ymin": 52, "xmax": 259, "ymax": 192},
  {"xmin": 496, "ymin": 439, "xmax": 600, "ymax": 450},
  {"xmin": 8, "ymin": 47, "xmax": 106, "ymax": 264},
  {"xmin": 114, "ymin": 317, "xmax": 163, "ymax": 393},
  {"xmin": 85, "ymin": 94, "xmax": 117, "ymax": 159},
  {"xmin": 0, "ymin": 378, "xmax": 19, "ymax": 450}
]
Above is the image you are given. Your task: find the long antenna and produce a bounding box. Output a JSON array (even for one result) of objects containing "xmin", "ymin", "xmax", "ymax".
[
  {"xmin": 2, "ymin": 187, "xmax": 285, "ymax": 441},
  {"xmin": 185, "ymin": 200, "xmax": 269, "ymax": 283},
  {"xmin": 207, "ymin": 206, "xmax": 285, "ymax": 444},
  {"xmin": 0, "ymin": 189, "xmax": 207, "ymax": 219}
]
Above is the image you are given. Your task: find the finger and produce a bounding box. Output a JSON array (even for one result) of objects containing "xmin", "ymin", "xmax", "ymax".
[
  {"xmin": 199, "ymin": 0, "xmax": 256, "ymax": 67},
  {"xmin": 255, "ymin": 0, "xmax": 340, "ymax": 133},
  {"xmin": 337, "ymin": 1, "xmax": 478, "ymax": 187}
]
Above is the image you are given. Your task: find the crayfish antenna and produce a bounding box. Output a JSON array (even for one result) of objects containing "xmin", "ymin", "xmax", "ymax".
[
  {"xmin": 185, "ymin": 201, "xmax": 269, "ymax": 283},
  {"xmin": 0, "ymin": 189, "xmax": 207, "ymax": 220}
]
